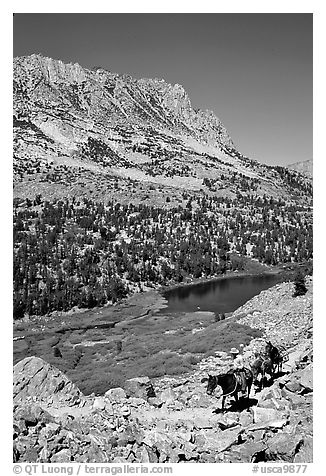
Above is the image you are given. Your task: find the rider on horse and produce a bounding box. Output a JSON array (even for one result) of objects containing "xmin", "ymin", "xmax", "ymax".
[{"xmin": 230, "ymin": 344, "xmax": 249, "ymax": 395}]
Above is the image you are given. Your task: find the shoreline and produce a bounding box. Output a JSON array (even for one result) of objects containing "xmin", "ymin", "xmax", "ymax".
[
  {"xmin": 158, "ymin": 265, "xmax": 285, "ymax": 295},
  {"xmin": 13, "ymin": 263, "xmax": 295, "ymax": 336}
]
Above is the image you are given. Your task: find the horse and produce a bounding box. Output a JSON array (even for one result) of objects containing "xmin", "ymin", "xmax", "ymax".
[
  {"xmin": 203, "ymin": 369, "xmax": 253, "ymax": 411},
  {"xmin": 251, "ymin": 356, "xmax": 274, "ymax": 390},
  {"xmin": 266, "ymin": 341, "xmax": 285, "ymax": 374}
]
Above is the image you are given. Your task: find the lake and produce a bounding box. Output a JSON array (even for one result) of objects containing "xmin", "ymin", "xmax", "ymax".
[{"xmin": 161, "ymin": 273, "xmax": 285, "ymax": 315}]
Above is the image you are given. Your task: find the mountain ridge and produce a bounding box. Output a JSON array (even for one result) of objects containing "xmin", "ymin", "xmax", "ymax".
[
  {"xmin": 13, "ymin": 53, "xmax": 234, "ymax": 149},
  {"xmin": 13, "ymin": 54, "xmax": 312, "ymax": 206}
]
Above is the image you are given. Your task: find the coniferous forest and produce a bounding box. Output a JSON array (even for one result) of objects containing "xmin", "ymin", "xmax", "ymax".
[{"xmin": 13, "ymin": 193, "xmax": 312, "ymax": 319}]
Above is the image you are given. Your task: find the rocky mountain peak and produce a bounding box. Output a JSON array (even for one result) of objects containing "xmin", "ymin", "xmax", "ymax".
[
  {"xmin": 14, "ymin": 54, "xmax": 87, "ymax": 85},
  {"xmin": 13, "ymin": 53, "xmax": 234, "ymax": 150}
]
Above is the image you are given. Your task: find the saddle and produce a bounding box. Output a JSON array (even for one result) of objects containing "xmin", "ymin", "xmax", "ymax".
[{"xmin": 232, "ymin": 368, "xmax": 251, "ymax": 390}]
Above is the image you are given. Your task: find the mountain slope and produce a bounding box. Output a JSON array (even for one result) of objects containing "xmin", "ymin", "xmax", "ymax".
[
  {"xmin": 13, "ymin": 54, "xmax": 312, "ymax": 206},
  {"xmin": 287, "ymin": 159, "xmax": 312, "ymax": 178},
  {"xmin": 13, "ymin": 278, "xmax": 313, "ymax": 463},
  {"xmin": 12, "ymin": 54, "xmax": 313, "ymax": 319}
]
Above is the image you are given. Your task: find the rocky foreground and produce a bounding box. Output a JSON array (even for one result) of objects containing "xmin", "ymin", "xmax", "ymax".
[{"xmin": 13, "ymin": 278, "xmax": 313, "ymax": 463}]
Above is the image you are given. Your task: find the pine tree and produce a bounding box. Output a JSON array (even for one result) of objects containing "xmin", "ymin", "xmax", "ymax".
[{"xmin": 293, "ymin": 269, "xmax": 308, "ymax": 297}]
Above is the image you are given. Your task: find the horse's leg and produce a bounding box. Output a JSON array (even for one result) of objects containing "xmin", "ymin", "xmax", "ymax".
[
  {"xmin": 234, "ymin": 391, "xmax": 239, "ymax": 407},
  {"xmin": 221, "ymin": 396, "xmax": 226, "ymax": 412},
  {"xmin": 247, "ymin": 381, "xmax": 252, "ymax": 401},
  {"xmin": 271, "ymin": 365, "xmax": 275, "ymax": 379}
]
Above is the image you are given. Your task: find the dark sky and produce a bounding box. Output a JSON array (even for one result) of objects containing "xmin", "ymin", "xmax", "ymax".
[{"xmin": 13, "ymin": 13, "xmax": 312, "ymax": 166}]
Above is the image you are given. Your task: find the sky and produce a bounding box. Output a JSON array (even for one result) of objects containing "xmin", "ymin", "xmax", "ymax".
[{"xmin": 13, "ymin": 13, "xmax": 312, "ymax": 166}]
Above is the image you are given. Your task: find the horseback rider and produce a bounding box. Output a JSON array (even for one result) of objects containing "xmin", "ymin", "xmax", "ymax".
[{"xmin": 230, "ymin": 345, "xmax": 247, "ymax": 395}]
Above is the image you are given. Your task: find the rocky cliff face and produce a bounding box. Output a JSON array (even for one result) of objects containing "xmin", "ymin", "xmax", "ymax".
[
  {"xmin": 13, "ymin": 278, "xmax": 313, "ymax": 463},
  {"xmin": 14, "ymin": 54, "xmax": 233, "ymax": 152},
  {"xmin": 13, "ymin": 54, "xmax": 312, "ymax": 205}
]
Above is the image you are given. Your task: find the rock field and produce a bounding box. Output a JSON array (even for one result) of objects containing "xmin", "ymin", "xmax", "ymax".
[{"xmin": 13, "ymin": 278, "xmax": 313, "ymax": 463}]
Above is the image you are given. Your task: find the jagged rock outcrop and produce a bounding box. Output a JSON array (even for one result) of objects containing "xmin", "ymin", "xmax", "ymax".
[
  {"xmin": 13, "ymin": 356, "xmax": 83, "ymax": 405},
  {"xmin": 14, "ymin": 54, "xmax": 233, "ymax": 154}
]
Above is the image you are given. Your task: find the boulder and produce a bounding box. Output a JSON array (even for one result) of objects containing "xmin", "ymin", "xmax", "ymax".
[
  {"xmin": 126, "ymin": 397, "xmax": 146, "ymax": 407},
  {"xmin": 294, "ymin": 437, "xmax": 313, "ymax": 463},
  {"xmin": 14, "ymin": 419, "xmax": 28, "ymax": 436},
  {"xmin": 120, "ymin": 405, "xmax": 131, "ymax": 417},
  {"xmin": 124, "ymin": 377, "xmax": 156, "ymax": 400},
  {"xmin": 156, "ymin": 419, "xmax": 169, "ymax": 431},
  {"xmin": 147, "ymin": 397, "xmax": 162, "ymax": 407},
  {"xmin": 14, "ymin": 403, "xmax": 54, "ymax": 427},
  {"xmin": 265, "ymin": 433, "xmax": 304, "ymax": 462},
  {"xmin": 239, "ymin": 411, "xmax": 254, "ymax": 427},
  {"xmin": 258, "ymin": 398, "xmax": 289, "ymax": 411},
  {"xmin": 85, "ymin": 443, "xmax": 109, "ymax": 463},
  {"xmin": 196, "ymin": 394, "xmax": 212, "ymax": 408},
  {"xmin": 104, "ymin": 401, "xmax": 114, "ymax": 415},
  {"xmin": 298, "ymin": 364, "xmax": 313, "ymax": 393},
  {"xmin": 257, "ymin": 384, "xmax": 289, "ymax": 411},
  {"xmin": 285, "ymin": 378, "xmax": 302, "ymax": 393},
  {"xmin": 105, "ymin": 387, "xmax": 127, "ymax": 403},
  {"xmin": 14, "ymin": 357, "xmax": 83, "ymax": 405},
  {"xmin": 194, "ymin": 429, "xmax": 217, "ymax": 450},
  {"xmin": 258, "ymin": 385, "xmax": 282, "ymax": 405},
  {"xmin": 226, "ymin": 440, "xmax": 267, "ymax": 462},
  {"xmin": 215, "ymin": 414, "xmax": 239, "ymax": 430},
  {"xmin": 24, "ymin": 447, "xmax": 39, "ymax": 462},
  {"xmin": 283, "ymin": 349, "xmax": 306, "ymax": 372},
  {"xmin": 159, "ymin": 387, "xmax": 177, "ymax": 404},
  {"xmin": 192, "ymin": 416, "xmax": 214, "ymax": 429},
  {"xmin": 195, "ymin": 427, "xmax": 242, "ymax": 453},
  {"xmin": 188, "ymin": 393, "xmax": 212, "ymax": 408},
  {"xmin": 92, "ymin": 397, "xmax": 106, "ymax": 411},
  {"xmin": 138, "ymin": 446, "xmax": 150, "ymax": 463},
  {"xmin": 38, "ymin": 422, "xmax": 60, "ymax": 444},
  {"xmin": 142, "ymin": 428, "xmax": 172, "ymax": 450},
  {"xmin": 50, "ymin": 449, "xmax": 72, "ymax": 463},
  {"xmin": 215, "ymin": 427, "xmax": 243, "ymax": 453},
  {"xmin": 251, "ymin": 429, "xmax": 266, "ymax": 441},
  {"xmin": 281, "ymin": 388, "xmax": 307, "ymax": 409},
  {"xmin": 252, "ymin": 407, "xmax": 284, "ymax": 425},
  {"xmin": 182, "ymin": 441, "xmax": 199, "ymax": 461}
]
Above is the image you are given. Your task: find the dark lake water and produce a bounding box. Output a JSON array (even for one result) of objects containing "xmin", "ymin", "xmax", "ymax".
[{"xmin": 161, "ymin": 273, "xmax": 284, "ymax": 315}]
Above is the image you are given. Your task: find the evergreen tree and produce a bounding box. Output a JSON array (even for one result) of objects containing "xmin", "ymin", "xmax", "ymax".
[{"xmin": 293, "ymin": 269, "xmax": 308, "ymax": 297}]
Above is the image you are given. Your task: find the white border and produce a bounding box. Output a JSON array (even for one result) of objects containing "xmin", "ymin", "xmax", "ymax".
[{"xmin": 2, "ymin": 2, "xmax": 324, "ymax": 474}]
